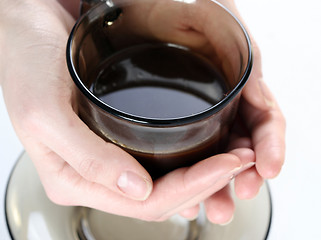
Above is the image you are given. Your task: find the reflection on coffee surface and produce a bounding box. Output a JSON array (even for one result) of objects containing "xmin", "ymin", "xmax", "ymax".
[{"xmin": 90, "ymin": 44, "xmax": 230, "ymax": 119}]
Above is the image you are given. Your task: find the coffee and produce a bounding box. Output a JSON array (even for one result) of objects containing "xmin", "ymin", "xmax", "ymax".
[
  {"xmin": 90, "ymin": 43, "xmax": 229, "ymax": 119},
  {"xmin": 88, "ymin": 43, "xmax": 231, "ymax": 178}
]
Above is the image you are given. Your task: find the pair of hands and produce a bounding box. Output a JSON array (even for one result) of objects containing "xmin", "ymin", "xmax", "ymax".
[{"xmin": 0, "ymin": 0, "xmax": 285, "ymax": 224}]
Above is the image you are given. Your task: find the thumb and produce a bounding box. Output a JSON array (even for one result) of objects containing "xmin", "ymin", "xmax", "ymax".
[{"xmin": 38, "ymin": 109, "xmax": 153, "ymax": 201}]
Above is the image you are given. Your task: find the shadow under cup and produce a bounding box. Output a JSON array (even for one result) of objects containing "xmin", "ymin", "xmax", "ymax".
[{"xmin": 67, "ymin": 0, "xmax": 252, "ymax": 179}]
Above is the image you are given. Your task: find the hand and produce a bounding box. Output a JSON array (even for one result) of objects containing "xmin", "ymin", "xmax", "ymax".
[
  {"xmin": 0, "ymin": 0, "xmax": 257, "ymax": 223},
  {"xmin": 123, "ymin": 0, "xmax": 286, "ymax": 223},
  {"xmin": 160, "ymin": 0, "xmax": 286, "ymax": 223}
]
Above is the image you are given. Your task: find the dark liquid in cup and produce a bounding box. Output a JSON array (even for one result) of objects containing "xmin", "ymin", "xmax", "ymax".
[{"xmin": 89, "ymin": 43, "xmax": 231, "ymax": 178}]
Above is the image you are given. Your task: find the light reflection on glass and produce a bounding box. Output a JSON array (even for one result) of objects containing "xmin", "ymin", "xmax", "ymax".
[
  {"xmin": 174, "ymin": 0, "xmax": 196, "ymax": 4},
  {"xmin": 27, "ymin": 212, "xmax": 52, "ymax": 240}
]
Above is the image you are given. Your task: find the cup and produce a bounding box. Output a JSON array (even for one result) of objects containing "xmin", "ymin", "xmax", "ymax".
[{"xmin": 66, "ymin": 0, "xmax": 252, "ymax": 179}]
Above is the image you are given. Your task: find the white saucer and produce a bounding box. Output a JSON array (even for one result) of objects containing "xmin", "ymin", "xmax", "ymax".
[{"xmin": 5, "ymin": 152, "xmax": 272, "ymax": 240}]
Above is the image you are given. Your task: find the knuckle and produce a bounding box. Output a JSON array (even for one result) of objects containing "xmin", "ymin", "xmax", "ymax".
[
  {"xmin": 136, "ymin": 203, "xmax": 165, "ymax": 222},
  {"xmin": 44, "ymin": 184, "xmax": 70, "ymax": 206},
  {"xmin": 18, "ymin": 106, "xmax": 43, "ymax": 134},
  {"xmin": 77, "ymin": 157, "xmax": 103, "ymax": 182}
]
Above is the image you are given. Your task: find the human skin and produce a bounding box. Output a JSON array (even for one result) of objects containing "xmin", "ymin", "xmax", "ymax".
[{"xmin": 0, "ymin": 0, "xmax": 285, "ymax": 224}]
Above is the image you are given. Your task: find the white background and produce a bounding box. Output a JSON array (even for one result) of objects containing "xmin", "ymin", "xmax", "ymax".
[{"xmin": 1, "ymin": 0, "xmax": 321, "ymax": 239}]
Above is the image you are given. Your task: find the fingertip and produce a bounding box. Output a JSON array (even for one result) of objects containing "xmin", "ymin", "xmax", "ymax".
[
  {"xmin": 256, "ymin": 150, "xmax": 285, "ymax": 179},
  {"xmin": 234, "ymin": 169, "xmax": 264, "ymax": 200},
  {"xmin": 204, "ymin": 186, "xmax": 235, "ymax": 225},
  {"xmin": 206, "ymin": 202, "xmax": 235, "ymax": 225},
  {"xmin": 179, "ymin": 205, "xmax": 200, "ymax": 220},
  {"xmin": 257, "ymin": 163, "xmax": 282, "ymax": 179}
]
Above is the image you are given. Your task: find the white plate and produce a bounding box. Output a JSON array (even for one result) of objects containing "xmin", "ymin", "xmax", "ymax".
[{"xmin": 6, "ymin": 152, "xmax": 272, "ymax": 240}]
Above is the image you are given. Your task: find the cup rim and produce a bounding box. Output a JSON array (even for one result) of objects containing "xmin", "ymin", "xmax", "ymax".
[{"xmin": 66, "ymin": 0, "xmax": 253, "ymax": 127}]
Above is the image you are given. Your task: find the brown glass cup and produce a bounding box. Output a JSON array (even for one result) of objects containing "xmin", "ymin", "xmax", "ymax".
[{"xmin": 66, "ymin": 0, "xmax": 252, "ymax": 179}]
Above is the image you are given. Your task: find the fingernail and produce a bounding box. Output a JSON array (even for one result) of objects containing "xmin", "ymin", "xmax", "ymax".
[
  {"xmin": 223, "ymin": 162, "xmax": 256, "ymax": 182},
  {"xmin": 232, "ymin": 162, "xmax": 255, "ymax": 177},
  {"xmin": 117, "ymin": 171, "xmax": 152, "ymax": 200},
  {"xmin": 258, "ymin": 78, "xmax": 275, "ymax": 108}
]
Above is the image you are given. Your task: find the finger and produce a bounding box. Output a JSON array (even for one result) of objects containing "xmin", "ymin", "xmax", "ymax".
[
  {"xmin": 204, "ymin": 184, "xmax": 234, "ymax": 225},
  {"xmin": 234, "ymin": 167, "xmax": 264, "ymax": 200},
  {"xmin": 234, "ymin": 16, "xmax": 286, "ymax": 179},
  {"xmin": 241, "ymin": 86, "xmax": 286, "ymax": 179},
  {"xmin": 152, "ymin": 147, "xmax": 261, "ymax": 221},
  {"xmin": 228, "ymin": 148, "xmax": 263, "ymax": 199},
  {"xmin": 199, "ymin": 148, "xmax": 255, "ymax": 224},
  {"xmin": 23, "ymin": 142, "xmax": 152, "ymax": 218},
  {"xmin": 146, "ymin": 154, "xmax": 243, "ymax": 221},
  {"xmin": 179, "ymin": 205, "xmax": 200, "ymax": 220},
  {"xmin": 241, "ymin": 43, "xmax": 273, "ymax": 111}
]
